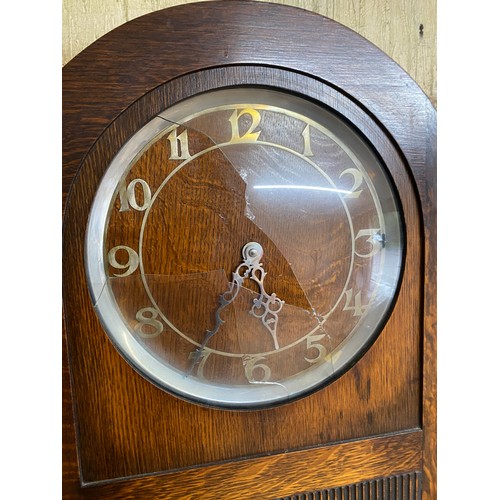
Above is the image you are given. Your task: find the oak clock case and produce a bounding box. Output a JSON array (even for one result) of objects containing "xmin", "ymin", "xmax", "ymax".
[
  {"xmin": 63, "ymin": 1, "xmax": 436, "ymax": 498},
  {"xmin": 86, "ymin": 88, "xmax": 404, "ymax": 409}
]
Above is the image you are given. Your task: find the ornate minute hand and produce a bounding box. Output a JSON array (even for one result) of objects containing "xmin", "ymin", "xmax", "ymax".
[{"xmin": 188, "ymin": 242, "xmax": 284, "ymax": 374}]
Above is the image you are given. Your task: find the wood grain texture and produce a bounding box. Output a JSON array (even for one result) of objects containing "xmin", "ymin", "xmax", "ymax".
[
  {"xmin": 421, "ymin": 94, "xmax": 437, "ymax": 500},
  {"xmin": 62, "ymin": 0, "xmax": 436, "ymax": 106},
  {"xmin": 63, "ymin": 2, "xmax": 436, "ymax": 498},
  {"xmin": 63, "ymin": 430, "xmax": 423, "ymax": 499}
]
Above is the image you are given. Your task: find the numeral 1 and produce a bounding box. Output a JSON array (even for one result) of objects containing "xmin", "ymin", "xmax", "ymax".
[{"xmin": 301, "ymin": 124, "xmax": 314, "ymax": 157}]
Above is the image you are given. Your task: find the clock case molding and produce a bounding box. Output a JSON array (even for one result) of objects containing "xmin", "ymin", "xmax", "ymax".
[{"xmin": 62, "ymin": 1, "xmax": 436, "ymax": 499}]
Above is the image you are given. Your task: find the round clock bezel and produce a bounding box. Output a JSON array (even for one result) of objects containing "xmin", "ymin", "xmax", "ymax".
[{"xmin": 85, "ymin": 81, "xmax": 407, "ymax": 410}]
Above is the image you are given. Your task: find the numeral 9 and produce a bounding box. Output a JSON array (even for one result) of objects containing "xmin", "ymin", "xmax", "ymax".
[{"xmin": 107, "ymin": 245, "xmax": 139, "ymax": 277}]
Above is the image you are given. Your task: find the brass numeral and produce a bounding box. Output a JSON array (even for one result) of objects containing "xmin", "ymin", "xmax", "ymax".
[
  {"xmin": 243, "ymin": 355, "xmax": 271, "ymax": 383},
  {"xmin": 167, "ymin": 127, "xmax": 191, "ymax": 160},
  {"xmin": 339, "ymin": 168, "xmax": 364, "ymax": 198},
  {"xmin": 304, "ymin": 333, "xmax": 327, "ymax": 363},
  {"xmin": 354, "ymin": 229, "xmax": 384, "ymax": 257},
  {"xmin": 342, "ymin": 288, "xmax": 368, "ymax": 317},
  {"xmin": 229, "ymin": 108, "xmax": 262, "ymax": 143},
  {"xmin": 301, "ymin": 124, "xmax": 314, "ymax": 157},
  {"xmin": 107, "ymin": 245, "xmax": 139, "ymax": 277},
  {"xmin": 118, "ymin": 178, "xmax": 152, "ymax": 212},
  {"xmin": 188, "ymin": 348, "xmax": 211, "ymax": 380},
  {"xmin": 134, "ymin": 307, "xmax": 164, "ymax": 338}
]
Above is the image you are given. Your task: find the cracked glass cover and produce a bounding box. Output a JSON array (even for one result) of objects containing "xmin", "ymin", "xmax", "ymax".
[{"xmin": 85, "ymin": 88, "xmax": 404, "ymax": 409}]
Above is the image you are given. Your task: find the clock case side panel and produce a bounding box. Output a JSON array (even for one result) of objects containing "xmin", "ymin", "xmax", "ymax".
[{"xmin": 62, "ymin": 1, "xmax": 436, "ymax": 497}]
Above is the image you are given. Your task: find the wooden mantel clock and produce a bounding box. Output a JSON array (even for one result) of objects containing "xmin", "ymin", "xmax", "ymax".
[{"xmin": 62, "ymin": 1, "xmax": 436, "ymax": 498}]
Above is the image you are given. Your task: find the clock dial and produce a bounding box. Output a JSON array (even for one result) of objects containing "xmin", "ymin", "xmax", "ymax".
[{"xmin": 86, "ymin": 88, "xmax": 404, "ymax": 409}]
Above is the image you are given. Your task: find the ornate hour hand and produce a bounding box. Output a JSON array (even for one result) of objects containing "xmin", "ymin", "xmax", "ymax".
[
  {"xmin": 189, "ymin": 242, "xmax": 284, "ymax": 374},
  {"xmin": 242, "ymin": 242, "xmax": 284, "ymax": 350}
]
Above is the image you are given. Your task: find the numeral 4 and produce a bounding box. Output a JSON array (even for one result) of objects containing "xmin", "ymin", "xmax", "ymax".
[{"xmin": 342, "ymin": 289, "xmax": 369, "ymax": 317}]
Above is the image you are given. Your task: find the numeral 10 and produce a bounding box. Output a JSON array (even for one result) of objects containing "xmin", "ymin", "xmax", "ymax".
[{"xmin": 119, "ymin": 178, "xmax": 152, "ymax": 212}]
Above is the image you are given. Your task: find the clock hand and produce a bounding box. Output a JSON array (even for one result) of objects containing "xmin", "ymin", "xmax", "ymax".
[
  {"xmin": 187, "ymin": 271, "xmax": 243, "ymax": 374},
  {"xmin": 243, "ymin": 242, "xmax": 284, "ymax": 350},
  {"xmin": 188, "ymin": 242, "xmax": 284, "ymax": 375},
  {"xmin": 187, "ymin": 260, "xmax": 246, "ymax": 376}
]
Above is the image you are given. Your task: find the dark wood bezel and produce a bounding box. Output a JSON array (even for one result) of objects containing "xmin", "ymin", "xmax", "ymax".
[{"xmin": 63, "ymin": 2, "xmax": 436, "ymax": 498}]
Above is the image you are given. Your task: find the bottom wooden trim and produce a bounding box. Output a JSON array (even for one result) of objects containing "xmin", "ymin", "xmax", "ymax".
[
  {"xmin": 65, "ymin": 429, "xmax": 422, "ymax": 499},
  {"xmin": 277, "ymin": 471, "xmax": 422, "ymax": 500}
]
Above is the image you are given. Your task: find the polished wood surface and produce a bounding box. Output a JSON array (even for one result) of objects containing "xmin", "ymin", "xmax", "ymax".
[
  {"xmin": 63, "ymin": 2, "xmax": 436, "ymax": 498},
  {"xmin": 64, "ymin": 430, "xmax": 422, "ymax": 498}
]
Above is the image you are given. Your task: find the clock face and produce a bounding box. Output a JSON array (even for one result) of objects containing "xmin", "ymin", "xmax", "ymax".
[{"xmin": 85, "ymin": 88, "xmax": 404, "ymax": 409}]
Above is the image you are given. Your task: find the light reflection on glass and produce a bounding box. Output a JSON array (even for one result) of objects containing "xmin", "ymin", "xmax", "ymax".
[{"xmin": 253, "ymin": 185, "xmax": 351, "ymax": 194}]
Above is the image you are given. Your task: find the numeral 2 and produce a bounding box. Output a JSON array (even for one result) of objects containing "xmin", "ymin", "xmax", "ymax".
[{"xmin": 339, "ymin": 168, "xmax": 364, "ymax": 198}]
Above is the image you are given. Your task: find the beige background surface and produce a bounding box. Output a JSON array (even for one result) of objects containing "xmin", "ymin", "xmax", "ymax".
[{"xmin": 62, "ymin": 0, "xmax": 436, "ymax": 106}]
